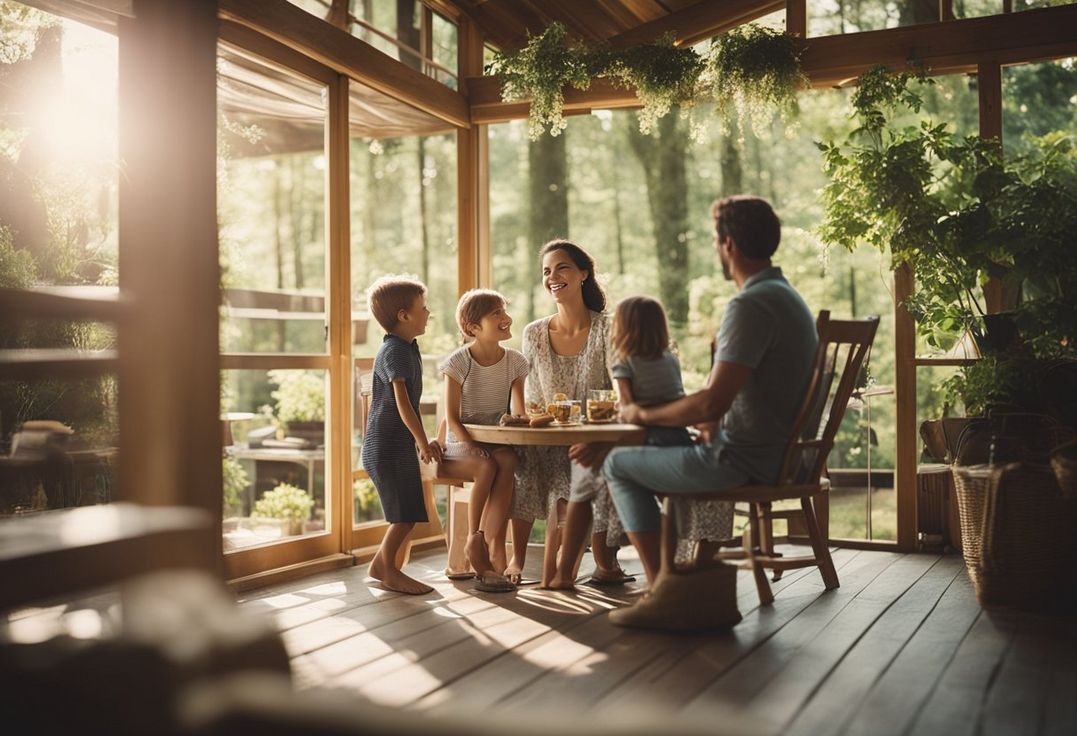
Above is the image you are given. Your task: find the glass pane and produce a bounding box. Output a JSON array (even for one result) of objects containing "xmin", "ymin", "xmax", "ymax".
[
  {"xmin": 430, "ymin": 12, "xmax": 458, "ymax": 89},
  {"xmin": 810, "ymin": 0, "xmax": 946, "ymax": 35},
  {"xmin": 1003, "ymin": 57, "xmax": 1077, "ymax": 158},
  {"xmin": 217, "ymin": 45, "xmax": 328, "ymax": 354},
  {"xmin": 222, "ymin": 369, "xmax": 328, "ymax": 551},
  {"xmin": 0, "ymin": 4, "xmax": 119, "ymax": 516}
]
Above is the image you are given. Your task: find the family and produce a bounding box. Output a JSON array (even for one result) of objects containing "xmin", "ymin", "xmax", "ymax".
[{"xmin": 360, "ymin": 195, "xmax": 818, "ymax": 628}]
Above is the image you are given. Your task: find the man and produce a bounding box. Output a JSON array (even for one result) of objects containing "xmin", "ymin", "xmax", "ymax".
[{"xmin": 600, "ymin": 195, "xmax": 818, "ymax": 629}]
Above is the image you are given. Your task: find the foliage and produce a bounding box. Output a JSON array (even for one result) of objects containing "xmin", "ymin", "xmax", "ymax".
[
  {"xmin": 0, "ymin": 225, "xmax": 35, "ymax": 287},
  {"xmin": 253, "ymin": 482, "xmax": 314, "ymax": 526},
  {"xmin": 706, "ymin": 23, "xmax": 807, "ymax": 135},
  {"xmin": 222, "ymin": 456, "xmax": 249, "ymax": 514},
  {"xmin": 268, "ymin": 369, "xmax": 325, "ymax": 424},
  {"xmin": 818, "ymin": 65, "xmax": 1077, "ymax": 416},
  {"xmin": 486, "ymin": 23, "xmax": 593, "ymax": 140},
  {"xmin": 0, "ymin": 1, "xmax": 56, "ymax": 64},
  {"xmin": 603, "ymin": 33, "xmax": 705, "ymax": 136},
  {"xmin": 353, "ymin": 477, "xmax": 382, "ymax": 522},
  {"xmin": 488, "ymin": 22, "xmax": 802, "ymax": 141}
]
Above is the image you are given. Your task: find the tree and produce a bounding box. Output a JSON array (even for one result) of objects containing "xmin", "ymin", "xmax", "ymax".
[
  {"xmin": 627, "ymin": 111, "xmax": 691, "ymax": 324},
  {"xmin": 526, "ymin": 131, "xmax": 568, "ymax": 322}
]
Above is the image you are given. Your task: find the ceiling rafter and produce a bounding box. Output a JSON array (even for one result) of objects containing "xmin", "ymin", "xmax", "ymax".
[{"xmin": 606, "ymin": 0, "xmax": 785, "ymax": 49}]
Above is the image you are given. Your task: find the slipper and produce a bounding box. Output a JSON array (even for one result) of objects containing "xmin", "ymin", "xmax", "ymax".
[
  {"xmin": 444, "ymin": 568, "xmax": 475, "ymax": 580},
  {"xmin": 586, "ymin": 570, "xmax": 637, "ymax": 586},
  {"xmin": 474, "ymin": 571, "xmax": 516, "ymax": 593}
]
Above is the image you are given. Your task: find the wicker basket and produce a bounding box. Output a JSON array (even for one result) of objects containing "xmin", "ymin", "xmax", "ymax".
[
  {"xmin": 951, "ymin": 463, "xmax": 1077, "ymax": 610},
  {"xmin": 1050, "ymin": 440, "xmax": 1077, "ymax": 498}
]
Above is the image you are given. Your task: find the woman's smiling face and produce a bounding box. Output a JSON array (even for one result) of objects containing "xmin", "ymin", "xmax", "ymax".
[{"xmin": 542, "ymin": 249, "xmax": 588, "ymax": 305}]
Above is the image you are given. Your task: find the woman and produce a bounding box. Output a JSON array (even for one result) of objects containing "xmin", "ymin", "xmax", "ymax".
[{"xmin": 505, "ymin": 239, "xmax": 631, "ymax": 588}]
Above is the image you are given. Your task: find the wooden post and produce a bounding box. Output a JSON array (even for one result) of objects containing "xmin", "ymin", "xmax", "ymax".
[
  {"xmin": 894, "ymin": 264, "xmax": 918, "ymax": 552},
  {"xmin": 117, "ymin": 0, "xmax": 221, "ymax": 560},
  {"xmin": 786, "ymin": 0, "xmax": 807, "ymax": 37},
  {"xmin": 978, "ymin": 61, "xmax": 1005, "ymax": 314},
  {"xmin": 456, "ymin": 18, "xmax": 489, "ymax": 291},
  {"xmin": 328, "ymin": 73, "xmax": 353, "ymax": 553}
]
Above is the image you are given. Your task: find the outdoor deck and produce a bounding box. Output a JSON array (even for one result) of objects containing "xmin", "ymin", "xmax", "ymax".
[{"xmin": 237, "ymin": 546, "xmax": 1077, "ymax": 736}]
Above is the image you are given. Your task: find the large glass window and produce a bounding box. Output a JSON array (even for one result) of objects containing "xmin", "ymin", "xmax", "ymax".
[
  {"xmin": 217, "ymin": 43, "xmax": 333, "ymax": 556},
  {"xmin": 0, "ymin": 4, "xmax": 119, "ymax": 515},
  {"xmin": 349, "ymin": 118, "xmax": 457, "ymax": 529}
]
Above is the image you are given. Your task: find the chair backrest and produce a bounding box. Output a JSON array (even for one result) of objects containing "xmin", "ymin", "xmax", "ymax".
[
  {"xmin": 355, "ymin": 357, "xmax": 375, "ymax": 441},
  {"xmin": 777, "ymin": 310, "xmax": 880, "ymax": 486}
]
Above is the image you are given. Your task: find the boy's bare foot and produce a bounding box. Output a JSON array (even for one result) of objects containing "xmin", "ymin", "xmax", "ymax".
[{"xmin": 369, "ymin": 554, "xmax": 434, "ymax": 595}]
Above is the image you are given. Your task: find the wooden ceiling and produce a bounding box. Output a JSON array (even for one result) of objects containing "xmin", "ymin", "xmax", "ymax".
[{"xmin": 441, "ymin": 0, "xmax": 785, "ymax": 51}]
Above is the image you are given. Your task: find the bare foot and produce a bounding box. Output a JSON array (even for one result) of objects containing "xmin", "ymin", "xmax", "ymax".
[
  {"xmin": 503, "ymin": 556, "xmax": 524, "ymax": 585},
  {"xmin": 466, "ymin": 532, "xmax": 494, "ymax": 577},
  {"xmin": 368, "ymin": 554, "xmax": 433, "ymax": 595},
  {"xmin": 490, "ymin": 545, "xmax": 508, "ymax": 576},
  {"xmin": 543, "ymin": 572, "xmax": 576, "ymax": 591}
]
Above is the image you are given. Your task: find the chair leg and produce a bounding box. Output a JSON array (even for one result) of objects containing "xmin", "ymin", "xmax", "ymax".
[
  {"xmin": 747, "ymin": 503, "xmax": 774, "ymax": 605},
  {"xmin": 660, "ymin": 498, "xmax": 677, "ymax": 576},
  {"xmin": 801, "ymin": 495, "xmax": 839, "ymax": 590},
  {"xmin": 444, "ymin": 484, "xmax": 472, "ymax": 576},
  {"xmin": 759, "ymin": 502, "xmax": 783, "ymax": 582}
]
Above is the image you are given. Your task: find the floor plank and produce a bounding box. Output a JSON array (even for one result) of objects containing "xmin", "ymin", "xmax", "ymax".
[
  {"xmin": 838, "ymin": 566, "xmax": 982, "ymax": 736},
  {"xmin": 230, "ymin": 546, "xmax": 1077, "ymax": 734},
  {"xmin": 789, "ymin": 555, "xmax": 966, "ymax": 736}
]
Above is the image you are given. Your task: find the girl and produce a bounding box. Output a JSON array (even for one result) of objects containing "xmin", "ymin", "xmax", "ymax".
[
  {"xmin": 609, "ymin": 296, "xmax": 692, "ymax": 447},
  {"xmin": 438, "ymin": 289, "xmax": 528, "ymax": 592}
]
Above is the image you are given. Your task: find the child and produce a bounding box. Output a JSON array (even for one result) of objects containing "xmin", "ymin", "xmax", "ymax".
[
  {"xmin": 610, "ymin": 296, "xmax": 692, "ymax": 448},
  {"xmin": 362, "ymin": 275, "xmax": 442, "ymax": 595},
  {"xmin": 439, "ymin": 289, "xmax": 528, "ymax": 592}
]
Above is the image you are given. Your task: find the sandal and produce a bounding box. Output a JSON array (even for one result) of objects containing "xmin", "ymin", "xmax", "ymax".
[
  {"xmin": 444, "ymin": 567, "xmax": 475, "ymax": 580},
  {"xmin": 474, "ymin": 571, "xmax": 516, "ymax": 593},
  {"xmin": 586, "ymin": 567, "xmax": 637, "ymax": 586}
]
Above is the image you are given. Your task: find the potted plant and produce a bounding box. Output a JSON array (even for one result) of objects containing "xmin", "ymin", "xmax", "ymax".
[
  {"xmin": 353, "ymin": 477, "xmax": 383, "ymax": 523},
  {"xmin": 222, "ymin": 456, "xmax": 249, "ymax": 516},
  {"xmin": 818, "ymin": 66, "xmax": 1077, "ymax": 434},
  {"xmin": 268, "ymin": 369, "xmax": 325, "ymax": 446},
  {"xmin": 252, "ymin": 482, "xmax": 315, "ymax": 536}
]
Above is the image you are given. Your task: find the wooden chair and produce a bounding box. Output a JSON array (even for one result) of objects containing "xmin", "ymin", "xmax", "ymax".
[{"xmin": 659, "ymin": 310, "xmax": 879, "ymax": 605}]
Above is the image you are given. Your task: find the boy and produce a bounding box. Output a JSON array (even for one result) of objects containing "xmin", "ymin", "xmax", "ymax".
[{"xmin": 363, "ymin": 275, "xmax": 442, "ymax": 594}]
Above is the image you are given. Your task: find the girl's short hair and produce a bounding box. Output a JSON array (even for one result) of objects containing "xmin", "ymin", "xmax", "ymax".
[
  {"xmin": 455, "ymin": 288, "xmax": 505, "ymax": 339},
  {"xmin": 611, "ymin": 296, "xmax": 670, "ymax": 362},
  {"xmin": 366, "ymin": 275, "xmax": 426, "ymax": 332},
  {"xmin": 540, "ymin": 239, "xmax": 607, "ymax": 313}
]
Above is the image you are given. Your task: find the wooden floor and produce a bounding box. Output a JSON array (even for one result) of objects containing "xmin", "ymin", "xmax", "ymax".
[{"xmin": 237, "ymin": 546, "xmax": 1077, "ymax": 736}]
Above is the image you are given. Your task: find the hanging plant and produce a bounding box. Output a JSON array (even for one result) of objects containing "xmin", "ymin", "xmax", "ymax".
[
  {"xmin": 706, "ymin": 24, "xmax": 807, "ymax": 134},
  {"xmin": 487, "ymin": 23, "xmax": 593, "ymax": 140},
  {"xmin": 603, "ymin": 33, "xmax": 706, "ymax": 135}
]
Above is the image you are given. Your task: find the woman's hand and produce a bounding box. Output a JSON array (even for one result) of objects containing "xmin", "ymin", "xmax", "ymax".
[
  {"xmin": 619, "ymin": 402, "xmax": 643, "ymax": 425},
  {"xmin": 569, "ymin": 442, "xmax": 613, "ymax": 469}
]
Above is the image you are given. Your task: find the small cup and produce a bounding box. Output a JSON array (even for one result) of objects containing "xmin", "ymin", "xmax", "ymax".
[{"xmin": 587, "ymin": 389, "xmax": 617, "ymax": 423}]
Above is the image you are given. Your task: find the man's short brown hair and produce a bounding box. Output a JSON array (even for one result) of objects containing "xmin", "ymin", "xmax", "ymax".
[
  {"xmin": 366, "ymin": 275, "xmax": 426, "ymax": 332},
  {"xmin": 456, "ymin": 288, "xmax": 505, "ymax": 339},
  {"xmin": 711, "ymin": 195, "xmax": 781, "ymax": 260}
]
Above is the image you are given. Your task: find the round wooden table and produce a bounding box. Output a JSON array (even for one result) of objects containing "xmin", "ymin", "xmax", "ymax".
[{"xmin": 463, "ymin": 422, "xmax": 646, "ymax": 447}]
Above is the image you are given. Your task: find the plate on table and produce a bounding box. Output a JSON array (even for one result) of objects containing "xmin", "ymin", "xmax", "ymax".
[
  {"xmin": 551, "ymin": 420, "xmax": 582, "ymax": 427},
  {"xmin": 584, "ymin": 417, "xmax": 614, "ymax": 424}
]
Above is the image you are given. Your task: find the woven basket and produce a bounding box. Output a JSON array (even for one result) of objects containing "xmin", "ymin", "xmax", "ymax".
[
  {"xmin": 951, "ymin": 463, "xmax": 1077, "ymax": 610},
  {"xmin": 1050, "ymin": 440, "xmax": 1077, "ymax": 498}
]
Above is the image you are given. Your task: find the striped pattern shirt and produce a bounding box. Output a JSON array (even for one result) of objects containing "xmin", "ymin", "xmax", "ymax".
[{"xmin": 439, "ymin": 345, "xmax": 529, "ymax": 444}]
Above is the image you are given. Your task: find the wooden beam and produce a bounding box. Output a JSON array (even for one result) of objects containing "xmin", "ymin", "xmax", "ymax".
[
  {"xmin": 467, "ymin": 5, "xmax": 1077, "ymax": 119},
  {"xmin": 117, "ymin": 0, "xmax": 221, "ymax": 548},
  {"xmin": 606, "ymin": 0, "xmax": 784, "ymax": 48},
  {"xmin": 800, "ymin": 4, "xmax": 1077, "ymax": 87},
  {"xmin": 787, "ymin": 0, "xmax": 807, "ymax": 38},
  {"xmin": 470, "ymin": 76, "xmax": 643, "ymax": 125},
  {"xmin": 219, "ymin": 0, "xmax": 469, "ymax": 129}
]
